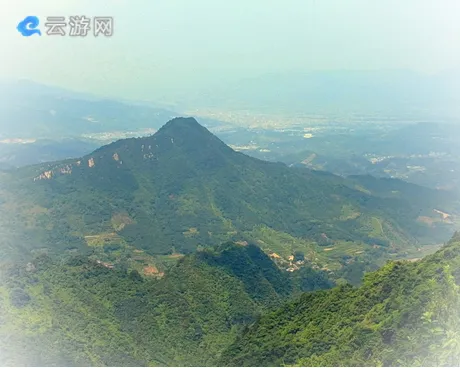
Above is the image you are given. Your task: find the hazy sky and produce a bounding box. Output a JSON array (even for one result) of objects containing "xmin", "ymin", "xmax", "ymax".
[{"xmin": 1, "ymin": 0, "xmax": 460, "ymax": 101}]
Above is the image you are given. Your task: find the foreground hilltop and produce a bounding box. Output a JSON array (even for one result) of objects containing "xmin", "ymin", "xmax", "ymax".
[{"xmin": 221, "ymin": 232, "xmax": 460, "ymax": 366}]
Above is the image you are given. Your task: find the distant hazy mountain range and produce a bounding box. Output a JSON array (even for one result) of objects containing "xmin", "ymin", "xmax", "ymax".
[
  {"xmin": 0, "ymin": 80, "xmax": 172, "ymax": 139},
  {"xmin": 3, "ymin": 69, "xmax": 460, "ymax": 142}
]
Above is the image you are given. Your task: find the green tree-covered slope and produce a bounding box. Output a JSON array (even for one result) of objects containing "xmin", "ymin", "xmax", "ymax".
[
  {"xmin": 220, "ymin": 233, "xmax": 460, "ymax": 367},
  {"xmin": 2, "ymin": 234, "xmax": 459, "ymax": 367},
  {"xmin": 0, "ymin": 243, "xmax": 332, "ymax": 366}
]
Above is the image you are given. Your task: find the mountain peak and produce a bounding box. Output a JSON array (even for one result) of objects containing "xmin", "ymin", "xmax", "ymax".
[
  {"xmin": 150, "ymin": 117, "xmax": 233, "ymax": 156},
  {"xmin": 162, "ymin": 116, "xmax": 202, "ymax": 128},
  {"xmin": 156, "ymin": 117, "xmax": 210, "ymax": 137},
  {"xmin": 80, "ymin": 117, "xmax": 236, "ymax": 174},
  {"xmin": 89, "ymin": 117, "xmax": 231, "ymax": 159}
]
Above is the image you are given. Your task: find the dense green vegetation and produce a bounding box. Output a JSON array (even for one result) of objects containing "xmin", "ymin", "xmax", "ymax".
[
  {"xmin": 1, "ymin": 118, "xmax": 458, "ymax": 273},
  {"xmin": 0, "ymin": 243, "xmax": 333, "ymax": 366},
  {"xmin": 220, "ymin": 233, "xmax": 460, "ymax": 367},
  {"xmin": 2, "ymin": 234, "xmax": 459, "ymax": 367}
]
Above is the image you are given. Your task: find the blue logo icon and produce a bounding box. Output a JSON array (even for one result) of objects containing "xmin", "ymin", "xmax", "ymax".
[{"xmin": 17, "ymin": 16, "xmax": 42, "ymax": 37}]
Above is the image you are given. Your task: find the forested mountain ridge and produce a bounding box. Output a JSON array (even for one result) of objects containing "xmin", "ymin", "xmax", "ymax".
[
  {"xmin": 0, "ymin": 243, "xmax": 332, "ymax": 366},
  {"xmin": 220, "ymin": 233, "xmax": 460, "ymax": 367},
  {"xmin": 0, "ymin": 117, "xmax": 458, "ymax": 275},
  {"xmin": 2, "ymin": 234, "xmax": 459, "ymax": 367}
]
